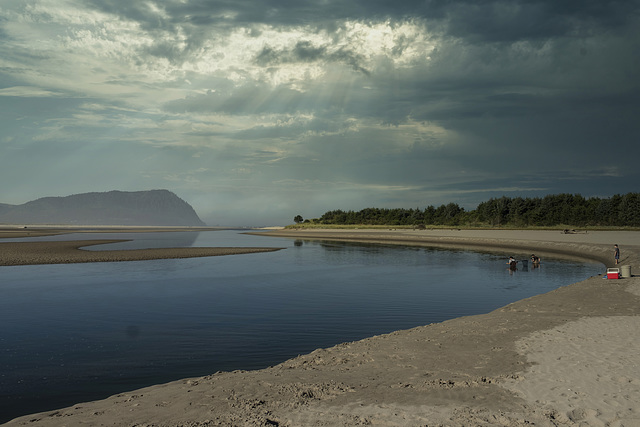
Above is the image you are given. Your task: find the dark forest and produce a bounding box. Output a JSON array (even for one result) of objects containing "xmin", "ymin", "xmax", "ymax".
[{"xmin": 308, "ymin": 193, "xmax": 640, "ymax": 227}]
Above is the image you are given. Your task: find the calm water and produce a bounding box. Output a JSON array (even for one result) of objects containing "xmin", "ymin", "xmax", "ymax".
[{"xmin": 0, "ymin": 230, "xmax": 603, "ymax": 422}]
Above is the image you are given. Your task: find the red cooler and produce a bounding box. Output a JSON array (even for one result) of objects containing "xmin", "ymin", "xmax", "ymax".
[{"xmin": 607, "ymin": 268, "xmax": 620, "ymax": 279}]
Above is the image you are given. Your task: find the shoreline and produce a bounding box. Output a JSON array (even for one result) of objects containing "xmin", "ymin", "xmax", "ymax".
[
  {"xmin": 4, "ymin": 229, "xmax": 640, "ymax": 426},
  {"xmin": 250, "ymin": 228, "xmax": 639, "ymax": 268}
]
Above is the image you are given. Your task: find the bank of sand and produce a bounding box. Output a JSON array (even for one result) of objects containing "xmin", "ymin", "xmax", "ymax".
[
  {"xmin": 0, "ymin": 227, "xmax": 283, "ymax": 265},
  {"xmin": 0, "ymin": 240, "xmax": 282, "ymax": 266},
  {"xmin": 4, "ymin": 229, "xmax": 640, "ymax": 426}
]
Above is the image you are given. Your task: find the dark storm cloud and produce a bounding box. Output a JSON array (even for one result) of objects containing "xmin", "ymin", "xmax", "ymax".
[
  {"xmin": 82, "ymin": 0, "xmax": 640, "ymax": 106},
  {"xmin": 255, "ymin": 41, "xmax": 328, "ymax": 66},
  {"xmin": 255, "ymin": 40, "xmax": 371, "ymax": 75},
  {"xmin": 85, "ymin": 0, "xmax": 391, "ymax": 27},
  {"xmin": 83, "ymin": 0, "xmax": 639, "ymax": 35},
  {"xmin": 431, "ymin": 0, "xmax": 638, "ymax": 42}
]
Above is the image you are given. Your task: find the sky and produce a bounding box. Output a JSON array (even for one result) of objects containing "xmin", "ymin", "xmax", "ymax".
[{"xmin": 1, "ymin": 0, "xmax": 639, "ymax": 226}]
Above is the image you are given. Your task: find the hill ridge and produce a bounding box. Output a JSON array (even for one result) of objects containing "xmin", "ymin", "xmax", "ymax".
[{"xmin": 0, "ymin": 190, "xmax": 206, "ymax": 226}]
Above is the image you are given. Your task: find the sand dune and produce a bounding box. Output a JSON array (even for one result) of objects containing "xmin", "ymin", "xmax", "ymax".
[{"xmin": 3, "ymin": 228, "xmax": 639, "ymax": 426}]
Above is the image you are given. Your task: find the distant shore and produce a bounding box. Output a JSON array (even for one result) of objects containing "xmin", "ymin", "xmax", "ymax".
[{"xmin": 4, "ymin": 229, "xmax": 640, "ymax": 426}]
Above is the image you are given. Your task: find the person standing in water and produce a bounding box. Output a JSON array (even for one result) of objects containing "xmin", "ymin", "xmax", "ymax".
[{"xmin": 614, "ymin": 244, "xmax": 620, "ymax": 265}]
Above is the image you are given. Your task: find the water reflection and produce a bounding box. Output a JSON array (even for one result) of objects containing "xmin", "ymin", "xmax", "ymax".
[
  {"xmin": 0, "ymin": 230, "xmax": 203, "ymax": 250},
  {"xmin": 126, "ymin": 325, "xmax": 141, "ymax": 339},
  {"xmin": 0, "ymin": 230, "xmax": 603, "ymax": 423},
  {"xmin": 79, "ymin": 231, "xmax": 202, "ymax": 250}
]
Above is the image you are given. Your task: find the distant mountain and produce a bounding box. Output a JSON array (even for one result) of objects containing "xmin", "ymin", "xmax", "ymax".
[{"xmin": 0, "ymin": 190, "xmax": 207, "ymax": 226}]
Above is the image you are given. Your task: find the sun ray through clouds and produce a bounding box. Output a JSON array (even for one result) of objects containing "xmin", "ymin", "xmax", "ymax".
[{"xmin": 1, "ymin": 0, "xmax": 638, "ymax": 224}]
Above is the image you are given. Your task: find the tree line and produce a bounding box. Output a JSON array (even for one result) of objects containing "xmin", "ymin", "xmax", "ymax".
[{"xmin": 298, "ymin": 193, "xmax": 640, "ymax": 227}]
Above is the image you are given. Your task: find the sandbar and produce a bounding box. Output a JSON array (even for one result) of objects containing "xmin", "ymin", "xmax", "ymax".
[
  {"xmin": 0, "ymin": 227, "xmax": 283, "ymax": 266},
  {"xmin": 4, "ymin": 229, "xmax": 640, "ymax": 426},
  {"xmin": 0, "ymin": 240, "xmax": 282, "ymax": 266}
]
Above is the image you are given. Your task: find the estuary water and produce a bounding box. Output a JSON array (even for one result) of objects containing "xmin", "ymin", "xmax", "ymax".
[{"xmin": 0, "ymin": 230, "xmax": 603, "ymax": 422}]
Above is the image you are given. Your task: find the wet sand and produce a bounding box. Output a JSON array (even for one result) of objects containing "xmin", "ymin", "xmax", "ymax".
[
  {"xmin": 0, "ymin": 240, "xmax": 282, "ymax": 266},
  {"xmin": 3, "ymin": 228, "xmax": 640, "ymax": 426},
  {"xmin": 0, "ymin": 227, "xmax": 283, "ymax": 265}
]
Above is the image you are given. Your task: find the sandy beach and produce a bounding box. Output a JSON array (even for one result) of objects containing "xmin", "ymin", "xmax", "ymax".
[{"xmin": 3, "ymin": 228, "xmax": 640, "ymax": 426}]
